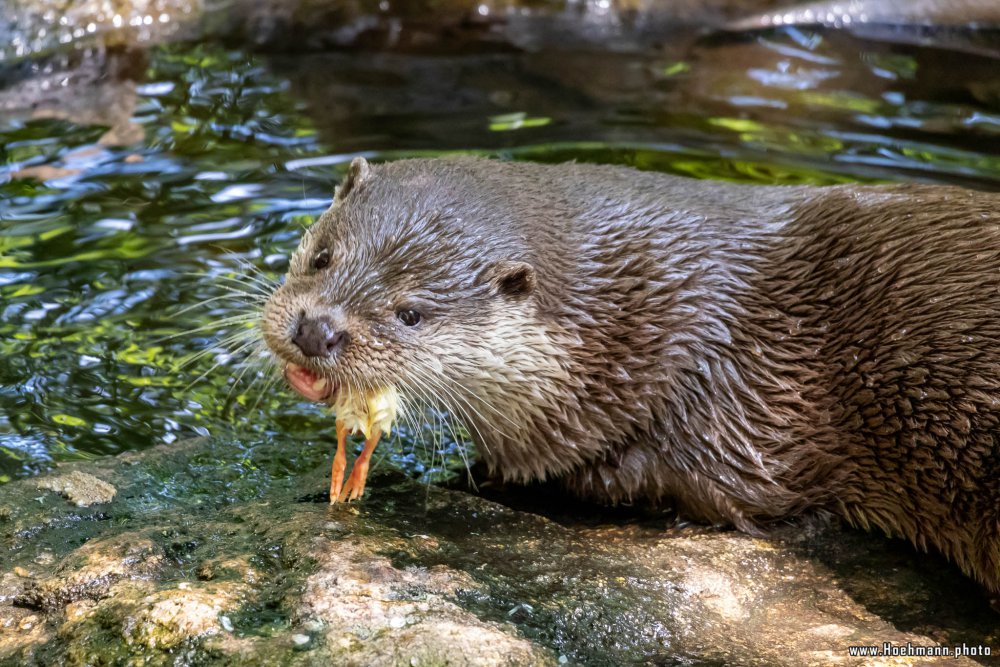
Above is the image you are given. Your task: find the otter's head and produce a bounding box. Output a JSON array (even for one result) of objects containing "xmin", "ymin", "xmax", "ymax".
[{"xmin": 261, "ymin": 157, "xmax": 545, "ymax": 438}]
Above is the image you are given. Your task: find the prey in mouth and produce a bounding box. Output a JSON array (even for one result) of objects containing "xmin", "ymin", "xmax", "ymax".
[
  {"xmin": 284, "ymin": 362, "xmax": 399, "ymax": 502},
  {"xmin": 261, "ymin": 156, "xmax": 547, "ymax": 505}
]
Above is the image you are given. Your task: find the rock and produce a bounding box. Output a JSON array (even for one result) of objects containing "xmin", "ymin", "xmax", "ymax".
[
  {"xmin": 122, "ymin": 587, "xmax": 235, "ymax": 649},
  {"xmin": 6, "ymin": 0, "xmax": 1000, "ymax": 64},
  {"xmin": 1, "ymin": 0, "xmax": 197, "ymax": 61},
  {"xmin": 0, "ymin": 437, "xmax": 996, "ymax": 665},
  {"xmin": 731, "ymin": 0, "xmax": 1000, "ymax": 29},
  {"xmin": 728, "ymin": 0, "xmax": 1000, "ymax": 56},
  {"xmin": 0, "ymin": 50, "xmax": 144, "ymax": 147},
  {"xmin": 36, "ymin": 471, "xmax": 116, "ymax": 507},
  {"xmin": 16, "ymin": 533, "xmax": 162, "ymax": 610},
  {"xmin": 297, "ymin": 539, "xmax": 550, "ymax": 666},
  {"xmin": 0, "ymin": 0, "xmax": 837, "ymax": 63},
  {"xmin": 9, "ymin": 165, "xmax": 81, "ymax": 182}
]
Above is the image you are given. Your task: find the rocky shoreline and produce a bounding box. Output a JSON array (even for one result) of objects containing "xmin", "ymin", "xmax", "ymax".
[{"xmin": 1, "ymin": 437, "xmax": 996, "ymax": 665}]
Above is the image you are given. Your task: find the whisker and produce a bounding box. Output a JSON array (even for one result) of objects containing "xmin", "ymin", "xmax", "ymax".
[
  {"xmin": 395, "ymin": 377, "xmax": 432, "ymax": 472},
  {"xmin": 440, "ymin": 372, "xmax": 520, "ymax": 430},
  {"xmin": 400, "ymin": 370, "xmax": 476, "ymax": 486},
  {"xmin": 219, "ymin": 257, "xmax": 282, "ymax": 290},
  {"xmin": 227, "ymin": 345, "xmax": 269, "ymax": 406},
  {"xmin": 175, "ymin": 328, "xmax": 261, "ymax": 369},
  {"xmin": 247, "ymin": 371, "xmax": 282, "ymax": 417},
  {"xmin": 180, "ymin": 271, "xmax": 275, "ymax": 300},
  {"xmin": 152, "ymin": 316, "xmax": 259, "ymax": 344},
  {"xmin": 408, "ymin": 361, "xmax": 507, "ymax": 447},
  {"xmin": 220, "ymin": 271, "xmax": 280, "ymax": 297},
  {"xmin": 168, "ymin": 293, "xmax": 264, "ymax": 318},
  {"xmin": 203, "ymin": 281, "xmax": 272, "ymax": 303},
  {"xmin": 180, "ymin": 337, "xmax": 261, "ymax": 393}
]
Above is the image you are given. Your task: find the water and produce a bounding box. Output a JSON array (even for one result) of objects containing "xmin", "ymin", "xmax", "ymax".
[{"xmin": 1, "ymin": 29, "xmax": 998, "ymax": 483}]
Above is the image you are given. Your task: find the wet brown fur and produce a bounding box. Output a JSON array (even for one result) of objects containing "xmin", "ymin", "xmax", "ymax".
[{"xmin": 263, "ymin": 156, "xmax": 1000, "ymax": 592}]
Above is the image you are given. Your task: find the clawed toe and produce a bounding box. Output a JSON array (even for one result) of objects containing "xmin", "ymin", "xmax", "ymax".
[{"xmin": 329, "ymin": 426, "xmax": 381, "ymax": 504}]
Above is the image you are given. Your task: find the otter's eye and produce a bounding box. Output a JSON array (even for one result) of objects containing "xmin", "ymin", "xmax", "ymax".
[
  {"xmin": 396, "ymin": 309, "xmax": 421, "ymax": 327},
  {"xmin": 312, "ymin": 249, "xmax": 330, "ymax": 271}
]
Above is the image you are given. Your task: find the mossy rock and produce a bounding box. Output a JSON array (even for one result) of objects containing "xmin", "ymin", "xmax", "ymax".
[{"xmin": 0, "ymin": 437, "xmax": 997, "ymax": 665}]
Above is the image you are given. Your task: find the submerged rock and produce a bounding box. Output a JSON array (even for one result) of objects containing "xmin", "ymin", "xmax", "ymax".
[
  {"xmin": 0, "ymin": 437, "xmax": 996, "ymax": 665},
  {"xmin": 0, "ymin": 48, "xmax": 145, "ymax": 147}
]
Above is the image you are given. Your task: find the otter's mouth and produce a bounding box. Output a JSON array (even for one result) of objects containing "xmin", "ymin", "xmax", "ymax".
[
  {"xmin": 282, "ymin": 360, "xmax": 398, "ymax": 505},
  {"xmin": 283, "ymin": 363, "xmax": 336, "ymax": 402}
]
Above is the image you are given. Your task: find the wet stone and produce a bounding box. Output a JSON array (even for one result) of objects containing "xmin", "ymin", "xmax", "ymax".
[
  {"xmin": 122, "ymin": 588, "xmax": 236, "ymax": 649},
  {"xmin": 36, "ymin": 471, "xmax": 116, "ymax": 507},
  {"xmin": 15, "ymin": 533, "xmax": 163, "ymax": 610},
  {"xmin": 0, "ymin": 438, "xmax": 996, "ymax": 665}
]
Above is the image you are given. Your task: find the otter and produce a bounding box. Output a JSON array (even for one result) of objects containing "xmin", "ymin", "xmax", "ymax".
[{"xmin": 261, "ymin": 155, "xmax": 1000, "ymax": 592}]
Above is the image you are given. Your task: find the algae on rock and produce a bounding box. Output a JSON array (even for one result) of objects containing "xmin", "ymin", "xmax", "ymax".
[{"xmin": 0, "ymin": 437, "xmax": 997, "ymax": 665}]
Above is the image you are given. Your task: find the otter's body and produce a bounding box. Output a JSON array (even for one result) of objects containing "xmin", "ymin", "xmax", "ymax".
[{"xmin": 263, "ymin": 156, "xmax": 1000, "ymax": 591}]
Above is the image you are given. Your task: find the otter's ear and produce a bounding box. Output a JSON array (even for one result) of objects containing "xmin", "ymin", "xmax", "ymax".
[
  {"xmin": 334, "ymin": 156, "xmax": 373, "ymax": 201},
  {"xmin": 479, "ymin": 260, "xmax": 537, "ymax": 299}
]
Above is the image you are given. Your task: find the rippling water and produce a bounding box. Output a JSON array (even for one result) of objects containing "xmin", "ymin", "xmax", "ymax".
[{"xmin": 1, "ymin": 29, "xmax": 998, "ymax": 483}]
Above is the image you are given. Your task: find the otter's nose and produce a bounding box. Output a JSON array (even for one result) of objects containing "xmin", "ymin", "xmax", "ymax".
[{"xmin": 293, "ymin": 316, "xmax": 347, "ymax": 358}]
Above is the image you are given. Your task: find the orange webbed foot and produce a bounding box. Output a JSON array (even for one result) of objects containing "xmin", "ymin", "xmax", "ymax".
[
  {"xmin": 329, "ymin": 421, "xmax": 349, "ymax": 504},
  {"xmin": 337, "ymin": 428, "xmax": 381, "ymax": 502}
]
